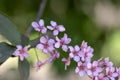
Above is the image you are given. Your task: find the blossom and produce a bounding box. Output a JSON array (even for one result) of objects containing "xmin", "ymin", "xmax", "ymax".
[
  {"xmin": 32, "ymin": 19, "xmax": 47, "ymax": 34},
  {"xmin": 13, "ymin": 45, "xmax": 29, "ymax": 61},
  {"xmin": 103, "ymin": 57, "xmax": 113, "ymax": 67},
  {"xmin": 75, "ymin": 61, "xmax": 87, "ymax": 77},
  {"xmin": 93, "ymin": 73, "xmax": 104, "ymax": 80},
  {"xmin": 116, "ymin": 68, "xmax": 120, "ymax": 80},
  {"xmin": 62, "ymin": 57, "xmax": 71, "ymax": 70},
  {"xmin": 79, "ymin": 41, "xmax": 94, "ymax": 62},
  {"xmin": 47, "ymin": 21, "xmax": 65, "ymax": 36},
  {"xmin": 36, "ymin": 36, "xmax": 55, "ymax": 53},
  {"xmin": 105, "ymin": 67, "xmax": 118, "ymax": 80},
  {"xmin": 69, "ymin": 45, "xmax": 80, "ymax": 62},
  {"xmin": 87, "ymin": 61, "xmax": 103, "ymax": 76},
  {"xmin": 47, "ymin": 50, "xmax": 60, "ymax": 63},
  {"xmin": 55, "ymin": 33, "xmax": 71, "ymax": 52}
]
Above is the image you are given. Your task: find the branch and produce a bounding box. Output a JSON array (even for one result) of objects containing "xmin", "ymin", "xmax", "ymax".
[{"xmin": 24, "ymin": 0, "xmax": 47, "ymax": 37}]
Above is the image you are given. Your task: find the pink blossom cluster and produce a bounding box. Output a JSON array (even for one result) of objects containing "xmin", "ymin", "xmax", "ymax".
[{"xmin": 13, "ymin": 19, "xmax": 120, "ymax": 80}]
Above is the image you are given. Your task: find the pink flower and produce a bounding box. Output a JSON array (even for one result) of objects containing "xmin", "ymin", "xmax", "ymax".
[
  {"xmin": 62, "ymin": 57, "xmax": 71, "ymax": 70},
  {"xmin": 105, "ymin": 67, "xmax": 118, "ymax": 80},
  {"xmin": 13, "ymin": 45, "xmax": 29, "ymax": 61},
  {"xmin": 117, "ymin": 68, "xmax": 120, "ymax": 80},
  {"xmin": 47, "ymin": 21, "xmax": 65, "ymax": 36},
  {"xmin": 55, "ymin": 33, "xmax": 71, "ymax": 52},
  {"xmin": 75, "ymin": 61, "xmax": 87, "ymax": 77},
  {"xmin": 79, "ymin": 41, "xmax": 94, "ymax": 62},
  {"xmin": 87, "ymin": 61, "xmax": 103, "ymax": 76},
  {"xmin": 47, "ymin": 50, "xmax": 60, "ymax": 63},
  {"xmin": 93, "ymin": 73, "xmax": 104, "ymax": 80},
  {"xmin": 32, "ymin": 19, "xmax": 47, "ymax": 34},
  {"xmin": 69, "ymin": 45, "xmax": 80, "ymax": 62},
  {"xmin": 36, "ymin": 36, "xmax": 55, "ymax": 53},
  {"xmin": 104, "ymin": 57, "xmax": 113, "ymax": 67}
]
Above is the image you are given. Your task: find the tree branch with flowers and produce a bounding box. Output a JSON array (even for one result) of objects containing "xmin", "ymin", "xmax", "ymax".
[{"xmin": 0, "ymin": 1, "xmax": 120, "ymax": 80}]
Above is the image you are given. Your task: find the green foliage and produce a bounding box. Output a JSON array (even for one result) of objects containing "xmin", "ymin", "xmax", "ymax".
[
  {"xmin": 18, "ymin": 58, "xmax": 30, "ymax": 80},
  {"xmin": 0, "ymin": 14, "xmax": 21, "ymax": 45},
  {"xmin": 0, "ymin": 42, "xmax": 15, "ymax": 65},
  {"xmin": 21, "ymin": 35, "xmax": 29, "ymax": 46},
  {"xmin": 30, "ymin": 37, "xmax": 40, "ymax": 47}
]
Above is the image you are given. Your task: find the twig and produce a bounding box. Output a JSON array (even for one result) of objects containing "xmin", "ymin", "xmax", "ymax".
[{"xmin": 24, "ymin": 0, "xmax": 47, "ymax": 37}]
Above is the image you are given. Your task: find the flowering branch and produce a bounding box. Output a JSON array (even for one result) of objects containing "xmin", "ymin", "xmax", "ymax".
[
  {"xmin": 13, "ymin": 19, "xmax": 120, "ymax": 80},
  {"xmin": 24, "ymin": 0, "xmax": 47, "ymax": 37}
]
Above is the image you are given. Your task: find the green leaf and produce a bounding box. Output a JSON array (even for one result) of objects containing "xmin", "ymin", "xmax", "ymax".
[
  {"xmin": 18, "ymin": 58, "xmax": 30, "ymax": 80},
  {"xmin": 30, "ymin": 37, "xmax": 40, "ymax": 47},
  {"xmin": 0, "ymin": 14, "xmax": 21, "ymax": 45},
  {"xmin": 0, "ymin": 42, "xmax": 15, "ymax": 65},
  {"xmin": 21, "ymin": 35, "xmax": 29, "ymax": 47}
]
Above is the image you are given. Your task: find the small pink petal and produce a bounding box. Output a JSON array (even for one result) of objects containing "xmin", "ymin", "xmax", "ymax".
[
  {"xmin": 79, "ymin": 71, "xmax": 85, "ymax": 77},
  {"xmin": 13, "ymin": 51, "xmax": 20, "ymax": 56},
  {"xmin": 23, "ymin": 47, "xmax": 28, "ymax": 51},
  {"xmin": 87, "ymin": 63, "xmax": 92, "ymax": 69},
  {"xmin": 32, "ymin": 22, "xmax": 39, "ymax": 28},
  {"xmin": 59, "ymin": 25, "xmax": 65, "ymax": 32},
  {"xmin": 47, "ymin": 26, "xmax": 53, "ymax": 30},
  {"xmin": 16, "ymin": 45, "xmax": 22, "ymax": 50},
  {"xmin": 41, "ymin": 27, "xmax": 47, "ymax": 34},
  {"xmin": 69, "ymin": 46, "xmax": 74, "ymax": 52},
  {"xmin": 39, "ymin": 19, "xmax": 44, "ymax": 26},
  {"xmin": 74, "ymin": 56, "xmax": 80, "ymax": 62},
  {"xmin": 75, "ymin": 45, "xmax": 80, "ymax": 51},
  {"xmin": 87, "ymin": 70, "xmax": 92, "ymax": 76},
  {"xmin": 65, "ymin": 38, "xmax": 71, "ymax": 44},
  {"xmin": 69, "ymin": 53, "xmax": 74, "ymax": 58},
  {"xmin": 36, "ymin": 44, "xmax": 44, "ymax": 50},
  {"xmin": 50, "ymin": 21, "xmax": 57, "ymax": 26},
  {"xmin": 40, "ymin": 36, "xmax": 47, "ymax": 43},
  {"xmin": 75, "ymin": 67, "xmax": 79, "ymax": 73},
  {"xmin": 43, "ymin": 49, "xmax": 48, "ymax": 53},
  {"xmin": 55, "ymin": 42, "xmax": 60, "ymax": 48},
  {"xmin": 56, "ymin": 37, "xmax": 60, "ymax": 41},
  {"xmin": 20, "ymin": 55, "xmax": 24, "ymax": 61},
  {"xmin": 24, "ymin": 53, "xmax": 29, "ymax": 58},
  {"xmin": 53, "ymin": 30, "xmax": 59, "ymax": 36},
  {"xmin": 62, "ymin": 45, "xmax": 68, "ymax": 52},
  {"xmin": 48, "ymin": 39, "xmax": 55, "ymax": 44}
]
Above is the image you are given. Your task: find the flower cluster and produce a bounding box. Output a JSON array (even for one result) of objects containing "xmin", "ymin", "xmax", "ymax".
[{"xmin": 13, "ymin": 19, "xmax": 120, "ymax": 80}]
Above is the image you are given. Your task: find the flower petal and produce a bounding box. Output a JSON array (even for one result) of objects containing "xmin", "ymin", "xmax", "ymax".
[
  {"xmin": 47, "ymin": 26, "xmax": 53, "ymax": 30},
  {"xmin": 59, "ymin": 25, "xmax": 65, "ymax": 32},
  {"xmin": 36, "ymin": 44, "xmax": 44, "ymax": 50},
  {"xmin": 53, "ymin": 30, "xmax": 59, "ymax": 36},
  {"xmin": 43, "ymin": 49, "xmax": 48, "ymax": 53},
  {"xmin": 16, "ymin": 45, "xmax": 22, "ymax": 50},
  {"xmin": 24, "ymin": 53, "xmax": 29, "ymax": 58},
  {"xmin": 75, "ymin": 67, "xmax": 79, "ymax": 73},
  {"xmin": 50, "ymin": 21, "xmax": 57, "ymax": 26},
  {"xmin": 39, "ymin": 19, "xmax": 44, "ymax": 26},
  {"xmin": 62, "ymin": 45, "xmax": 68, "ymax": 52},
  {"xmin": 79, "ymin": 71, "xmax": 85, "ymax": 77},
  {"xmin": 74, "ymin": 56, "xmax": 80, "ymax": 62},
  {"xmin": 32, "ymin": 22, "xmax": 39, "ymax": 28},
  {"xmin": 75, "ymin": 45, "xmax": 80, "ymax": 51},
  {"xmin": 55, "ymin": 42, "xmax": 60, "ymax": 48},
  {"xmin": 20, "ymin": 55, "xmax": 24, "ymax": 61},
  {"xmin": 41, "ymin": 27, "xmax": 47, "ymax": 34},
  {"xmin": 40, "ymin": 36, "xmax": 47, "ymax": 43}
]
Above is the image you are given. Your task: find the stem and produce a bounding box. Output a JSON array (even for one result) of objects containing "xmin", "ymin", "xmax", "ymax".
[
  {"xmin": 24, "ymin": 0, "xmax": 47, "ymax": 37},
  {"xmin": 34, "ymin": 48, "xmax": 40, "ymax": 61}
]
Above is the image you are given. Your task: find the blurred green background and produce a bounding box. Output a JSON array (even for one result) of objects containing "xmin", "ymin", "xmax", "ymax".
[{"xmin": 1, "ymin": 0, "xmax": 120, "ymax": 80}]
